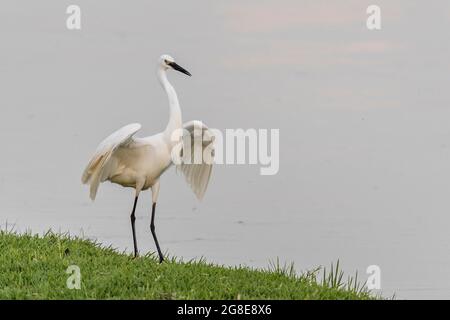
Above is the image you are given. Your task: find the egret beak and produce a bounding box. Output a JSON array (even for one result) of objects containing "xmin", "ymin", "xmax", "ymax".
[{"xmin": 169, "ymin": 62, "xmax": 192, "ymax": 77}]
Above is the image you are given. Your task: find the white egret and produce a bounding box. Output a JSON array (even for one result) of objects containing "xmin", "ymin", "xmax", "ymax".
[{"xmin": 81, "ymin": 54, "xmax": 214, "ymax": 263}]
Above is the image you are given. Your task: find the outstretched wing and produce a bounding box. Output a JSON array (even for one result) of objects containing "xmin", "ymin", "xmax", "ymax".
[
  {"xmin": 176, "ymin": 120, "xmax": 215, "ymax": 200},
  {"xmin": 82, "ymin": 123, "xmax": 142, "ymax": 200}
]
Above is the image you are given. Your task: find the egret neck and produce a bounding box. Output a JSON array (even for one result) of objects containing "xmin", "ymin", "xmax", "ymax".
[{"xmin": 158, "ymin": 67, "xmax": 182, "ymax": 147}]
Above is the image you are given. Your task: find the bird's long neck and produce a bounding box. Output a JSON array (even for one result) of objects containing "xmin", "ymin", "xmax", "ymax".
[{"xmin": 158, "ymin": 68, "xmax": 182, "ymax": 145}]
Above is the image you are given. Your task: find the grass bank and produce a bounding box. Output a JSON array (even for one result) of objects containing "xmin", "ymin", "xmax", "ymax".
[{"xmin": 0, "ymin": 231, "xmax": 374, "ymax": 299}]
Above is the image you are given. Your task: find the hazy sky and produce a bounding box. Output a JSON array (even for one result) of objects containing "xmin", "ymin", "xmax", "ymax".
[{"xmin": 1, "ymin": 1, "xmax": 450, "ymax": 298}]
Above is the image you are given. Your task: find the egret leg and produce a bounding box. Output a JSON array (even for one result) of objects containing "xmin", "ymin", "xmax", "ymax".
[
  {"xmin": 130, "ymin": 196, "xmax": 139, "ymax": 258},
  {"xmin": 150, "ymin": 202, "xmax": 164, "ymax": 263}
]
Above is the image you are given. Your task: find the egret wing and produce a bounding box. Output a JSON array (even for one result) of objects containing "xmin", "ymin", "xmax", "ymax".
[
  {"xmin": 82, "ymin": 123, "xmax": 142, "ymax": 200},
  {"xmin": 176, "ymin": 120, "xmax": 215, "ymax": 200}
]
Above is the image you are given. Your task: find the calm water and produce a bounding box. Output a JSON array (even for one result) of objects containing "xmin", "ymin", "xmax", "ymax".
[{"xmin": 2, "ymin": 1, "xmax": 450, "ymax": 299}]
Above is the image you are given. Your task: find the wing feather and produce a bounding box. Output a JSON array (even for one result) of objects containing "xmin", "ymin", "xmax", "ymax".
[
  {"xmin": 176, "ymin": 121, "xmax": 215, "ymax": 200},
  {"xmin": 82, "ymin": 123, "xmax": 141, "ymax": 200}
]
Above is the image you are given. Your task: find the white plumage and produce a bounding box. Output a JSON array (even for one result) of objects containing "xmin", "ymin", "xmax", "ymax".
[
  {"xmin": 176, "ymin": 120, "xmax": 215, "ymax": 200},
  {"xmin": 81, "ymin": 123, "xmax": 142, "ymax": 200},
  {"xmin": 81, "ymin": 54, "xmax": 214, "ymax": 262}
]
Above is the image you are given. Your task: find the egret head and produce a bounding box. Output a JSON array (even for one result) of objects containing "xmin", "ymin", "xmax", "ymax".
[{"xmin": 159, "ymin": 54, "xmax": 192, "ymax": 76}]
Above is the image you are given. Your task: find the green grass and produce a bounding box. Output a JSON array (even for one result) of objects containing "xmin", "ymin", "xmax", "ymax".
[{"xmin": 0, "ymin": 230, "xmax": 375, "ymax": 299}]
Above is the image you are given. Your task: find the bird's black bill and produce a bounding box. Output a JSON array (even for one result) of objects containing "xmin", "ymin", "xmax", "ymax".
[{"xmin": 169, "ymin": 62, "xmax": 192, "ymax": 76}]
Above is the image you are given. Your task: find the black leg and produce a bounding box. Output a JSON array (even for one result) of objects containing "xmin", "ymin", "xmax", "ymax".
[
  {"xmin": 130, "ymin": 196, "xmax": 139, "ymax": 258},
  {"xmin": 150, "ymin": 202, "xmax": 164, "ymax": 263}
]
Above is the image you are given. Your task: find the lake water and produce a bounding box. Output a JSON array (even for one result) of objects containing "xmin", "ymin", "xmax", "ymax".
[{"xmin": 2, "ymin": 1, "xmax": 450, "ymax": 299}]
